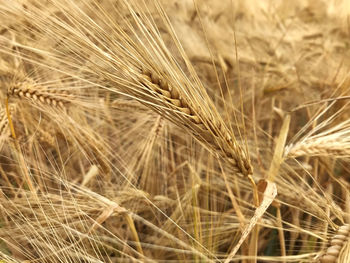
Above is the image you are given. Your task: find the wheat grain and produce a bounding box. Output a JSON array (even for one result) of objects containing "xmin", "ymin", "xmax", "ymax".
[{"xmin": 320, "ymin": 224, "xmax": 350, "ymax": 263}]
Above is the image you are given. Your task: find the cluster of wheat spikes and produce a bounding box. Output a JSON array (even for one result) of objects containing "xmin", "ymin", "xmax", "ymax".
[{"xmin": 0, "ymin": 0, "xmax": 350, "ymax": 262}]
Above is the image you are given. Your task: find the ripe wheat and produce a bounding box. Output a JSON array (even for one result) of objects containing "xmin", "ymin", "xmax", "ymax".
[
  {"xmin": 320, "ymin": 224, "xmax": 350, "ymax": 263},
  {"xmin": 8, "ymin": 79, "xmax": 69, "ymax": 109}
]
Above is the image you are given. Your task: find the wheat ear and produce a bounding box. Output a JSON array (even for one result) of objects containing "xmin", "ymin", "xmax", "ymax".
[
  {"xmin": 140, "ymin": 68, "xmax": 252, "ymax": 176},
  {"xmin": 320, "ymin": 224, "xmax": 350, "ymax": 263},
  {"xmin": 8, "ymin": 80, "xmax": 70, "ymax": 109},
  {"xmin": 285, "ymin": 139, "xmax": 350, "ymax": 158},
  {"xmin": 285, "ymin": 120, "xmax": 350, "ymax": 158}
]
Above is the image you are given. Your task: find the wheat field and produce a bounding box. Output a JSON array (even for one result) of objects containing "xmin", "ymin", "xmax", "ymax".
[{"xmin": 0, "ymin": 0, "xmax": 349, "ymax": 262}]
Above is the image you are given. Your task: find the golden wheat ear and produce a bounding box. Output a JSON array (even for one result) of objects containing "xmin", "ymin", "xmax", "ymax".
[
  {"xmin": 284, "ymin": 118, "xmax": 350, "ymax": 159},
  {"xmin": 8, "ymin": 79, "xmax": 70, "ymax": 109},
  {"xmin": 320, "ymin": 224, "xmax": 350, "ymax": 263},
  {"xmin": 138, "ymin": 67, "xmax": 252, "ymax": 176}
]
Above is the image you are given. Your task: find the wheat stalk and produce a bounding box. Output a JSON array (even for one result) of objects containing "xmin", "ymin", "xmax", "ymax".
[
  {"xmin": 0, "ymin": 104, "xmax": 16, "ymax": 150},
  {"xmin": 0, "ymin": 106, "xmax": 10, "ymax": 138}
]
